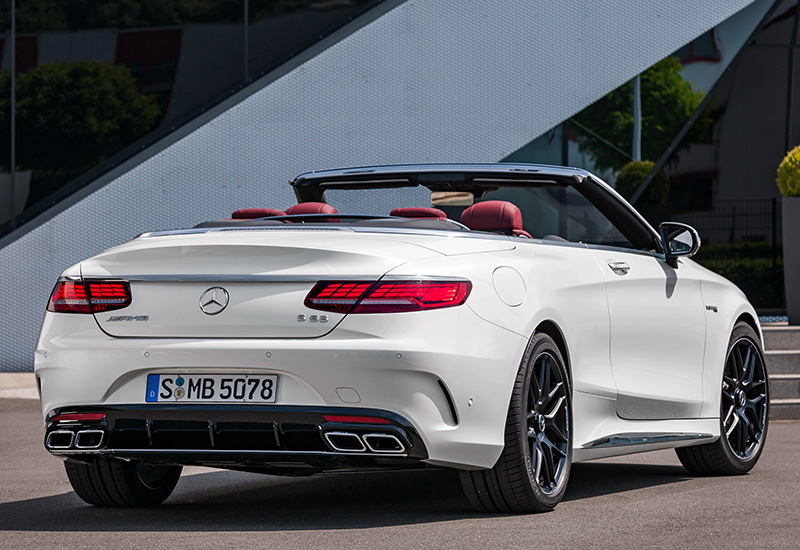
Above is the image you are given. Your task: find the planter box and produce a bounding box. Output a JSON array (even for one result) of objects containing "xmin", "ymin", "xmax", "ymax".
[
  {"xmin": 0, "ymin": 171, "xmax": 31, "ymax": 226},
  {"xmin": 783, "ymin": 197, "xmax": 800, "ymax": 324}
]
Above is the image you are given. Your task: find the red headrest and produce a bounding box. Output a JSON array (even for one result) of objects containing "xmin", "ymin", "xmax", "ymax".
[
  {"xmin": 390, "ymin": 207, "xmax": 447, "ymax": 219},
  {"xmin": 460, "ymin": 201, "xmax": 527, "ymax": 236},
  {"xmin": 285, "ymin": 202, "xmax": 338, "ymax": 216},
  {"xmin": 231, "ymin": 208, "xmax": 286, "ymax": 219}
]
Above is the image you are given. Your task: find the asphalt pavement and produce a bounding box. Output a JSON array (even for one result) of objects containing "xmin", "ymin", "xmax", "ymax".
[{"xmin": 1, "ymin": 394, "xmax": 798, "ymax": 549}]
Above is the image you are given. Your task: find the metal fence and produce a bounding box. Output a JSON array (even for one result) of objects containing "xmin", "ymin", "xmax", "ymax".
[
  {"xmin": 670, "ymin": 198, "xmax": 784, "ymax": 311},
  {"xmin": 672, "ymin": 198, "xmax": 781, "ymax": 245}
]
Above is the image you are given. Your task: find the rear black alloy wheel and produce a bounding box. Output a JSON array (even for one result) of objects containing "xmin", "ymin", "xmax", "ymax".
[
  {"xmin": 460, "ymin": 332, "xmax": 572, "ymax": 513},
  {"xmin": 65, "ymin": 457, "xmax": 182, "ymax": 506},
  {"xmin": 676, "ymin": 321, "xmax": 769, "ymax": 475}
]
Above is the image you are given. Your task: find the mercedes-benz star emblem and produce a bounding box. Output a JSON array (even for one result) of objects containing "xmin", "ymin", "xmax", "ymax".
[{"xmin": 199, "ymin": 287, "xmax": 230, "ymax": 315}]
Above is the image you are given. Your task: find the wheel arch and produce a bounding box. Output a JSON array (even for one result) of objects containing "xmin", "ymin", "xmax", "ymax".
[
  {"xmin": 534, "ymin": 320, "xmax": 572, "ymax": 386},
  {"xmin": 734, "ymin": 312, "xmax": 761, "ymax": 344}
]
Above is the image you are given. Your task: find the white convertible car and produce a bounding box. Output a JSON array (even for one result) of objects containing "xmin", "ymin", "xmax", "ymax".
[{"xmin": 35, "ymin": 164, "xmax": 769, "ymax": 512}]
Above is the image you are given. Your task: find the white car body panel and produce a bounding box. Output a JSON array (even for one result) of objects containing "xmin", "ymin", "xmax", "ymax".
[
  {"xmin": 697, "ymin": 265, "xmax": 762, "ymax": 419},
  {"xmin": 588, "ymin": 247, "xmax": 707, "ymax": 420}
]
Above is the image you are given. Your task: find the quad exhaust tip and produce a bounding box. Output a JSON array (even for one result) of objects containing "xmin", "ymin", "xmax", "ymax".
[
  {"xmin": 46, "ymin": 430, "xmax": 75, "ymax": 450},
  {"xmin": 323, "ymin": 431, "xmax": 406, "ymax": 454},
  {"xmin": 324, "ymin": 432, "xmax": 366, "ymax": 452},
  {"xmin": 75, "ymin": 429, "xmax": 104, "ymax": 449},
  {"xmin": 363, "ymin": 433, "xmax": 405, "ymax": 454},
  {"xmin": 46, "ymin": 429, "xmax": 105, "ymax": 450}
]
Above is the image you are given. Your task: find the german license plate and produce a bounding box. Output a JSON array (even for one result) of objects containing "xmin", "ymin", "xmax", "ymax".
[{"xmin": 146, "ymin": 374, "xmax": 278, "ymax": 403}]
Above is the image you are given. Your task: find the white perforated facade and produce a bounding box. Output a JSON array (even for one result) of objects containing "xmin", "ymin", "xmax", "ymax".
[{"xmin": 0, "ymin": 0, "xmax": 755, "ymax": 370}]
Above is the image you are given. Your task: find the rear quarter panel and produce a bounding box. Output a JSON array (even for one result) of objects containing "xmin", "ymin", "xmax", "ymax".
[{"xmin": 385, "ymin": 239, "xmax": 615, "ymax": 399}]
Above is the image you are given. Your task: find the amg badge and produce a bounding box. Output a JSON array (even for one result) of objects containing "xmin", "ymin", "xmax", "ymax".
[{"xmin": 107, "ymin": 315, "xmax": 149, "ymax": 322}]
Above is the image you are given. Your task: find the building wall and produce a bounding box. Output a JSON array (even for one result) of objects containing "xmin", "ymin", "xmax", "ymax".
[{"xmin": 0, "ymin": 0, "xmax": 754, "ymax": 370}]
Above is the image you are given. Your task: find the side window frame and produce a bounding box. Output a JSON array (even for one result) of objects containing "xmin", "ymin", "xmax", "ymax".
[{"xmin": 572, "ymin": 176, "xmax": 663, "ymax": 254}]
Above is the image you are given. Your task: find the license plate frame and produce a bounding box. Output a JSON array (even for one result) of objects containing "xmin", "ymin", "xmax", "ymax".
[{"xmin": 145, "ymin": 374, "xmax": 278, "ymax": 403}]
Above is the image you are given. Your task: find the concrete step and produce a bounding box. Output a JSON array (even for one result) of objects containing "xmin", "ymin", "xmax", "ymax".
[
  {"xmin": 762, "ymin": 325, "xmax": 800, "ymax": 418},
  {"xmin": 771, "ymin": 399, "xmax": 800, "ymax": 421},
  {"xmin": 762, "ymin": 325, "xmax": 800, "ymax": 351},
  {"xmin": 769, "ymin": 374, "xmax": 800, "ymax": 399},
  {"xmin": 764, "ymin": 351, "xmax": 800, "ymax": 375}
]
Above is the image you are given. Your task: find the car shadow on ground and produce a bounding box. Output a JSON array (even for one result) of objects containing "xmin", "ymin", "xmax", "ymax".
[
  {"xmin": 564, "ymin": 461, "xmax": 689, "ymax": 501},
  {"xmin": 0, "ymin": 461, "xmax": 690, "ymax": 531}
]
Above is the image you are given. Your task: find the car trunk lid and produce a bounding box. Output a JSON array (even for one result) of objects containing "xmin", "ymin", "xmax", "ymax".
[{"xmin": 81, "ymin": 230, "xmax": 442, "ymax": 338}]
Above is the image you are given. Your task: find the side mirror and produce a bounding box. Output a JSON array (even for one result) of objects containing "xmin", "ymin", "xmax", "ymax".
[{"xmin": 659, "ymin": 222, "xmax": 701, "ymax": 268}]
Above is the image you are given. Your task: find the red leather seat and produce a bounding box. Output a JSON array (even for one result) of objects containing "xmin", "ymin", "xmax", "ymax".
[
  {"xmin": 390, "ymin": 207, "xmax": 447, "ymax": 219},
  {"xmin": 285, "ymin": 202, "xmax": 338, "ymax": 216},
  {"xmin": 460, "ymin": 201, "xmax": 532, "ymax": 238},
  {"xmin": 231, "ymin": 208, "xmax": 286, "ymax": 219}
]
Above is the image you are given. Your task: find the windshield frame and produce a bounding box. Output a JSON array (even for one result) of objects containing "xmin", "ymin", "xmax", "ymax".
[{"xmin": 290, "ymin": 164, "xmax": 662, "ymax": 252}]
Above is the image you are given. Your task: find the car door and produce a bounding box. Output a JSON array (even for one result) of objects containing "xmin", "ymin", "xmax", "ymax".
[
  {"xmin": 480, "ymin": 180, "xmax": 708, "ymax": 420},
  {"xmin": 588, "ymin": 247, "xmax": 707, "ymax": 419}
]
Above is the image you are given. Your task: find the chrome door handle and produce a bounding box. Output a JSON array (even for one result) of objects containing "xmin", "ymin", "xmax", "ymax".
[{"xmin": 608, "ymin": 262, "xmax": 630, "ymax": 276}]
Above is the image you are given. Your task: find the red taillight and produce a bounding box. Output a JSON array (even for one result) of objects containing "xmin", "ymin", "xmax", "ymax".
[
  {"xmin": 47, "ymin": 281, "xmax": 92, "ymax": 314},
  {"xmin": 51, "ymin": 413, "xmax": 106, "ymax": 422},
  {"xmin": 47, "ymin": 280, "xmax": 131, "ymax": 314},
  {"xmin": 86, "ymin": 282, "xmax": 132, "ymax": 312},
  {"xmin": 305, "ymin": 280, "xmax": 471, "ymax": 314},
  {"xmin": 304, "ymin": 281, "xmax": 374, "ymax": 313},
  {"xmin": 354, "ymin": 281, "xmax": 472, "ymax": 313}
]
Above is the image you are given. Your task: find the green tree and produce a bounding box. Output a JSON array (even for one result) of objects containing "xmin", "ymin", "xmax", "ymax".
[
  {"xmin": 0, "ymin": 61, "xmax": 160, "ymax": 172},
  {"xmin": 0, "ymin": 0, "xmax": 375, "ymax": 32},
  {"xmin": 0, "ymin": 0, "xmax": 241, "ymax": 32},
  {"xmin": 615, "ymin": 160, "xmax": 668, "ymax": 203},
  {"xmin": 572, "ymin": 57, "xmax": 709, "ymax": 173}
]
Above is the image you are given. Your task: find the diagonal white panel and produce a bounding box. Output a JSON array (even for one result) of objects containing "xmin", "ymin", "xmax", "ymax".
[{"xmin": 0, "ymin": 0, "xmax": 756, "ymax": 370}]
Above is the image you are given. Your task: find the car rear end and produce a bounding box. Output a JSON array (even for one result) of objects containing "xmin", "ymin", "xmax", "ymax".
[{"xmin": 35, "ymin": 227, "xmax": 526, "ymax": 475}]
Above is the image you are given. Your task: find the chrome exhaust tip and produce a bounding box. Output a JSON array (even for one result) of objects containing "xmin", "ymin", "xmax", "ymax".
[
  {"xmin": 46, "ymin": 430, "xmax": 75, "ymax": 450},
  {"xmin": 324, "ymin": 431, "xmax": 366, "ymax": 452},
  {"xmin": 362, "ymin": 433, "xmax": 406, "ymax": 454},
  {"xmin": 74, "ymin": 429, "xmax": 104, "ymax": 449}
]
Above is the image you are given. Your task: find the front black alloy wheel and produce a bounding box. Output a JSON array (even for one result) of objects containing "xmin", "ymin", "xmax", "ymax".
[
  {"xmin": 460, "ymin": 332, "xmax": 572, "ymax": 513},
  {"xmin": 676, "ymin": 321, "xmax": 769, "ymax": 475}
]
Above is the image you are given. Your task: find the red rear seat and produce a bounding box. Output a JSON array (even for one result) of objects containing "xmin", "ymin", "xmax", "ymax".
[
  {"xmin": 390, "ymin": 207, "xmax": 447, "ymax": 219},
  {"xmin": 231, "ymin": 208, "xmax": 286, "ymax": 219},
  {"xmin": 460, "ymin": 201, "xmax": 532, "ymax": 238},
  {"xmin": 285, "ymin": 202, "xmax": 338, "ymax": 216}
]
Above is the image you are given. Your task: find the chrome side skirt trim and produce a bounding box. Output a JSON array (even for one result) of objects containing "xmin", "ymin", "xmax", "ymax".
[{"xmin": 582, "ymin": 432, "xmax": 715, "ymax": 449}]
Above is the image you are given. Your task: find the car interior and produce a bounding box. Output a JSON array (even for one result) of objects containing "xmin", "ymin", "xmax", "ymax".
[{"xmin": 210, "ymin": 172, "xmax": 661, "ymax": 253}]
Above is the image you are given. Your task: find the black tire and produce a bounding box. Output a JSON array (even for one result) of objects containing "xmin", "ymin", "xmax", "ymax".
[
  {"xmin": 459, "ymin": 332, "xmax": 572, "ymax": 513},
  {"xmin": 65, "ymin": 458, "xmax": 181, "ymax": 506},
  {"xmin": 676, "ymin": 321, "xmax": 769, "ymax": 475}
]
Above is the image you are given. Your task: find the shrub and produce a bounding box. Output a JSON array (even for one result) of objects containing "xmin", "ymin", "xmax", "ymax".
[
  {"xmin": 777, "ymin": 145, "xmax": 800, "ymax": 196},
  {"xmin": 615, "ymin": 160, "xmax": 668, "ymax": 203}
]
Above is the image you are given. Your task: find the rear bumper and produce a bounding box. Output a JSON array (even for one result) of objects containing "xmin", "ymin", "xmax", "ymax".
[
  {"xmin": 35, "ymin": 306, "xmax": 528, "ymax": 469},
  {"xmin": 44, "ymin": 404, "xmax": 427, "ymax": 474}
]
